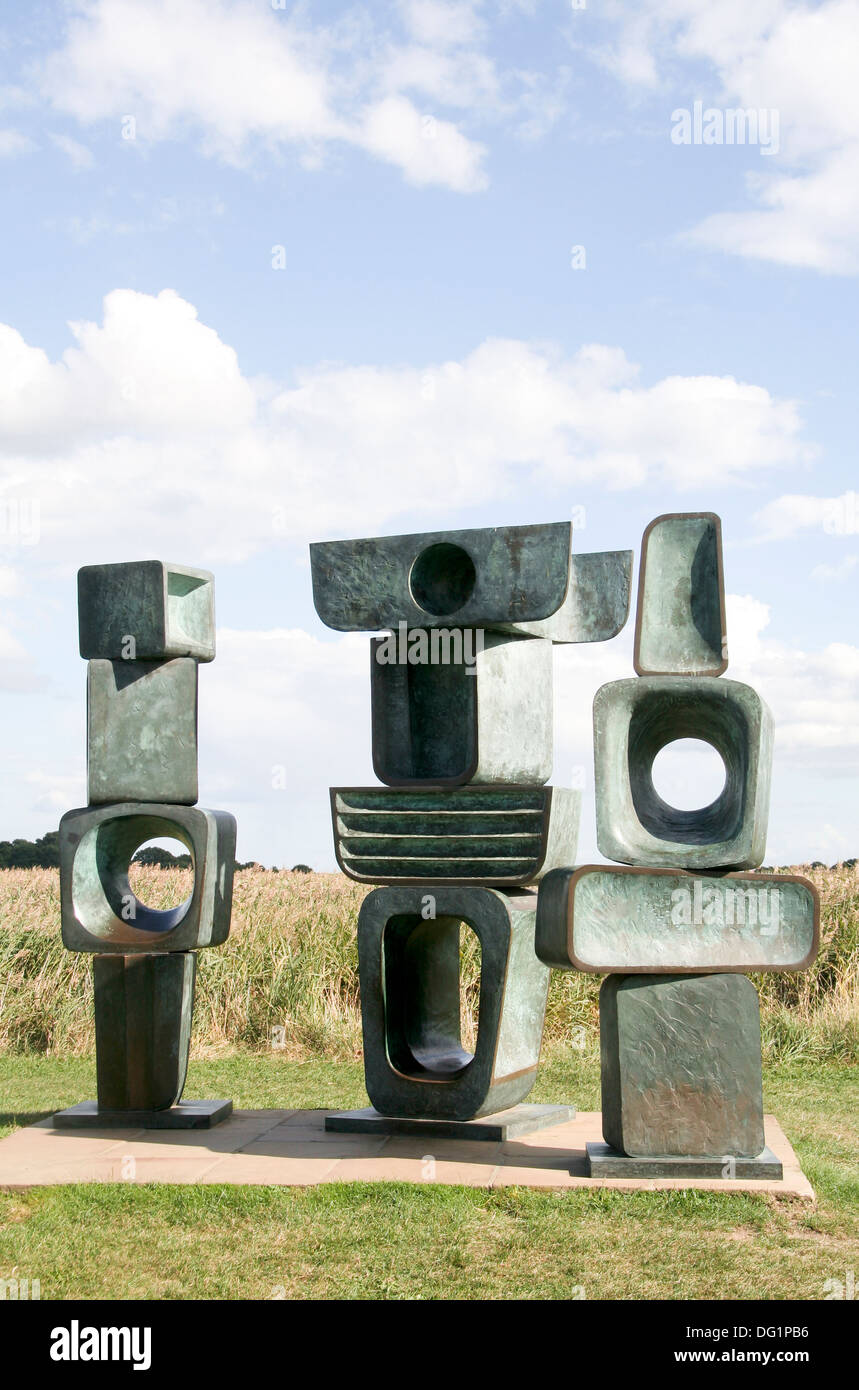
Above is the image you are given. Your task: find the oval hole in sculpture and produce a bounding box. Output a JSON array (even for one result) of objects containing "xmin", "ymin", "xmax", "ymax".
[
  {"xmin": 384, "ymin": 914, "xmax": 481, "ymax": 1078},
  {"xmin": 458, "ymin": 922, "xmax": 481, "ymax": 1057},
  {"xmin": 127, "ymin": 838, "xmax": 194, "ymax": 911},
  {"xmin": 650, "ymin": 739, "xmax": 727, "ymax": 812}
]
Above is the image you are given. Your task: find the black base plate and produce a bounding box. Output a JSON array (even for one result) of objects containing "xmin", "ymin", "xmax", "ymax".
[
  {"xmin": 586, "ymin": 1141, "xmax": 783, "ymax": 1180},
  {"xmin": 52, "ymin": 1099, "xmax": 233, "ymax": 1130},
  {"xmin": 325, "ymin": 1103, "xmax": 574, "ymax": 1142}
]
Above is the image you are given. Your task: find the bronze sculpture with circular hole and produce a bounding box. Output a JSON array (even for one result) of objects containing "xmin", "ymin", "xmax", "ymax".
[
  {"xmin": 312, "ymin": 519, "xmax": 631, "ymax": 1136},
  {"xmin": 55, "ymin": 562, "xmax": 235, "ymax": 1130},
  {"xmin": 537, "ymin": 512, "xmax": 818, "ymax": 1178}
]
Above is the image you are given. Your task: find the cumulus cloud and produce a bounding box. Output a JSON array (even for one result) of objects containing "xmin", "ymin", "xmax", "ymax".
[
  {"xmin": 0, "ymin": 288, "xmax": 812, "ymax": 565},
  {"xmin": 756, "ymin": 490, "xmax": 859, "ymax": 539},
  {"xmin": 0, "ymin": 626, "xmax": 50, "ymax": 693},
  {"xmin": 198, "ymin": 627, "xmax": 372, "ymax": 865},
  {"xmin": 0, "ymin": 128, "xmax": 37, "ymax": 158},
  {"xmin": 595, "ymin": 0, "xmax": 859, "ymax": 274},
  {"xmin": 811, "ymin": 554, "xmax": 858, "ymax": 582},
  {"xmin": 35, "ymin": 0, "xmax": 565, "ymax": 192},
  {"xmin": 725, "ymin": 592, "xmax": 859, "ymax": 770},
  {"xmin": 49, "ymin": 132, "xmax": 95, "ymax": 169}
]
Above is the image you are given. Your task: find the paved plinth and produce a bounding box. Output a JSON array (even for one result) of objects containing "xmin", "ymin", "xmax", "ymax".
[{"xmin": 0, "ymin": 1110, "xmax": 813, "ymax": 1196}]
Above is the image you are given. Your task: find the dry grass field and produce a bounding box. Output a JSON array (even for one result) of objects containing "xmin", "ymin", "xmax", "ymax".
[{"xmin": 0, "ymin": 862, "xmax": 856, "ymax": 1063}]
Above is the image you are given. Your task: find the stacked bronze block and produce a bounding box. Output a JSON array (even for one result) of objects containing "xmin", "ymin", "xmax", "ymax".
[
  {"xmin": 55, "ymin": 562, "xmax": 236, "ymax": 1128},
  {"xmin": 537, "ymin": 515, "xmax": 819, "ymax": 1176},
  {"xmin": 312, "ymin": 522, "xmax": 632, "ymax": 1137}
]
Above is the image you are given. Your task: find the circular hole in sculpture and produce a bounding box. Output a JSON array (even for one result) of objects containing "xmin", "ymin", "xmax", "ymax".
[
  {"xmin": 127, "ymin": 837, "xmax": 194, "ymax": 911},
  {"xmin": 650, "ymin": 739, "xmax": 727, "ymax": 811},
  {"xmin": 409, "ymin": 542, "xmax": 477, "ymax": 616}
]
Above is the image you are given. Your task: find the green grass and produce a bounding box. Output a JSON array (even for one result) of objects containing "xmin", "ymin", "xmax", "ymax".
[{"xmin": 1, "ymin": 1051, "xmax": 856, "ymax": 1301}]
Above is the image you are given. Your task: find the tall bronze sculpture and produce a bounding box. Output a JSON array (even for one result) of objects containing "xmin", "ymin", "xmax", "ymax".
[
  {"xmin": 55, "ymin": 562, "xmax": 236, "ymax": 1128},
  {"xmin": 311, "ymin": 522, "xmax": 633, "ymax": 1137},
  {"xmin": 536, "ymin": 514, "xmax": 819, "ymax": 1175}
]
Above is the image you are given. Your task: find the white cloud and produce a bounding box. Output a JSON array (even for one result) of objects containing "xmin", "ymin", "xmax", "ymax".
[
  {"xmin": 756, "ymin": 489, "xmax": 859, "ymax": 539},
  {"xmin": 811, "ymin": 554, "xmax": 858, "ymax": 582},
  {"xmin": 357, "ymin": 95, "xmax": 487, "ymax": 191},
  {"xmin": 725, "ymin": 592, "xmax": 859, "ymax": 768},
  {"xmin": 724, "ymin": 591, "xmax": 770, "ymax": 666},
  {"xmin": 198, "ymin": 627, "xmax": 372, "ymax": 866},
  {"xmin": 0, "ymin": 288, "xmax": 812, "ymax": 565},
  {"xmin": 401, "ymin": 1, "xmax": 485, "ymax": 49},
  {"xmin": 0, "ymin": 128, "xmax": 36, "ymax": 158},
  {"xmin": 37, "ymin": 0, "xmax": 537, "ymax": 192},
  {"xmin": 0, "ymin": 626, "xmax": 49, "ymax": 692},
  {"xmin": 0, "ymin": 566, "xmax": 19, "ymax": 598},
  {"xmin": 0, "ymin": 288, "xmax": 255, "ymax": 448},
  {"xmin": 24, "ymin": 770, "xmax": 86, "ymax": 814},
  {"xmin": 50, "ymin": 132, "xmax": 95, "ymax": 169},
  {"xmin": 596, "ymin": 0, "xmax": 859, "ymax": 274}
]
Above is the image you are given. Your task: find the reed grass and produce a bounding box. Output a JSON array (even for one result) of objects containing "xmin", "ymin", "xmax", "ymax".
[{"xmin": 0, "ymin": 863, "xmax": 855, "ymax": 1063}]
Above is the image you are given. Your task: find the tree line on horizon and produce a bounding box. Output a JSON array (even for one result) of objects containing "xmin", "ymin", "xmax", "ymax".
[
  {"xmin": 0, "ymin": 832, "xmax": 312, "ymax": 873},
  {"xmin": 4, "ymin": 832, "xmax": 849, "ymax": 876}
]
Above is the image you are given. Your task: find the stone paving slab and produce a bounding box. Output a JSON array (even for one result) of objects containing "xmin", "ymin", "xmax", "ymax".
[{"xmin": 0, "ymin": 1111, "xmax": 813, "ymax": 1197}]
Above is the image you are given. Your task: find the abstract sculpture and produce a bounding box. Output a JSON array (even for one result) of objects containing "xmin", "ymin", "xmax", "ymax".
[
  {"xmin": 55, "ymin": 561, "xmax": 236, "ymax": 1128},
  {"xmin": 311, "ymin": 521, "xmax": 633, "ymax": 1137},
  {"xmin": 537, "ymin": 513, "xmax": 819, "ymax": 1176}
]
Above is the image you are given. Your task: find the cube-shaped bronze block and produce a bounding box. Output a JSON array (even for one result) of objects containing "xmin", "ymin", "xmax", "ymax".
[
  {"xmin": 87, "ymin": 658, "xmax": 198, "ymax": 805},
  {"xmin": 594, "ymin": 676, "xmax": 773, "ymax": 870},
  {"xmin": 78, "ymin": 561, "xmax": 215, "ymax": 662},
  {"xmin": 371, "ymin": 632, "xmax": 553, "ymax": 786},
  {"xmin": 600, "ymin": 973, "xmax": 766, "ymax": 1158},
  {"xmin": 59, "ymin": 803, "xmax": 236, "ymax": 953}
]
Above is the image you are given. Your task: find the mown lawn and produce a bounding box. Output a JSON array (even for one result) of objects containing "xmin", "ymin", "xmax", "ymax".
[{"xmin": 0, "ymin": 1051, "xmax": 856, "ymax": 1300}]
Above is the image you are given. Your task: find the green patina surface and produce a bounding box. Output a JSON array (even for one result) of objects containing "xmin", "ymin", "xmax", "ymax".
[
  {"xmin": 371, "ymin": 631, "xmax": 553, "ymax": 786},
  {"xmin": 635, "ymin": 513, "xmax": 726, "ymax": 676},
  {"xmin": 357, "ymin": 886, "xmax": 550, "ymax": 1120},
  {"xmin": 594, "ymin": 675, "xmax": 773, "ymax": 870},
  {"xmin": 536, "ymin": 865, "xmax": 818, "ymax": 973},
  {"xmin": 78, "ymin": 561, "xmax": 215, "ymax": 663},
  {"xmin": 60, "ymin": 803, "xmax": 236, "ymax": 953},
  {"xmin": 501, "ymin": 549, "xmax": 633, "ymax": 643},
  {"xmin": 332, "ymin": 785, "xmax": 580, "ymax": 885},
  {"xmin": 600, "ymin": 973, "xmax": 766, "ymax": 1158},
  {"xmin": 87, "ymin": 657, "xmax": 198, "ymax": 805},
  {"xmin": 93, "ymin": 952, "xmax": 196, "ymax": 1111},
  {"xmin": 310, "ymin": 522, "xmax": 573, "ymax": 631}
]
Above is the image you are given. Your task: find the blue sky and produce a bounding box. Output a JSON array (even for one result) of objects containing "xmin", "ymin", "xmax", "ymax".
[{"xmin": 1, "ymin": 0, "xmax": 857, "ymax": 868}]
